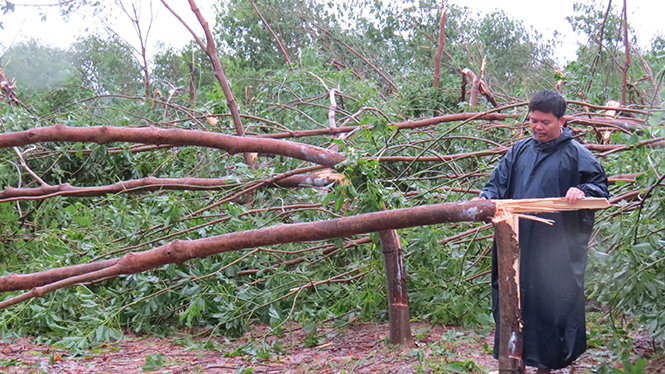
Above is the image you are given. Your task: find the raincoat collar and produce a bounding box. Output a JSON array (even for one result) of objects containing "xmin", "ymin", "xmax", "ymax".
[{"xmin": 532, "ymin": 126, "xmax": 573, "ymax": 151}]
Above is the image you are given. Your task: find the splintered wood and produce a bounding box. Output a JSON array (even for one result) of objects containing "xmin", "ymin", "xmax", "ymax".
[{"xmin": 493, "ymin": 197, "xmax": 611, "ymax": 215}]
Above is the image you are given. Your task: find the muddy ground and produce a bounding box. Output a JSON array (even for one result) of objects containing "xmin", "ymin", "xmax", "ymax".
[{"xmin": 1, "ymin": 322, "xmax": 663, "ymax": 373}]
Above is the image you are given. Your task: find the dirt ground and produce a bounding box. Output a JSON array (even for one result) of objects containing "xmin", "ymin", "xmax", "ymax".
[{"xmin": 1, "ymin": 322, "xmax": 663, "ymax": 373}]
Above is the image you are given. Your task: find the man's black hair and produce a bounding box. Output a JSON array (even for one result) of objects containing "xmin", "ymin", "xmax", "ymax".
[{"xmin": 528, "ymin": 90, "xmax": 567, "ymax": 119}]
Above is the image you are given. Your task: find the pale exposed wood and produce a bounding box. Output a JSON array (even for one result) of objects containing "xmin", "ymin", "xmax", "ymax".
[
  {"xmin": 512, "ymin": 214, "xmax": 553, "ymax": 225},
  {"xmin": 493, "ymin": 197, "xmax": 610, "ymax": 214}
]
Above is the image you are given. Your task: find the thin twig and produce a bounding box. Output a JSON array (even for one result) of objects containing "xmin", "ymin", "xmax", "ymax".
[
  {"xmin": 632, "ymin": 172, "xmax": 665, "ymax": 245},
  {"xmin": 307, "ymin": 20, "xmax": 398, "ymax": 92},
  {"xmin": 13, "ymin": 147, "xmax": 48, "ymax": 187},
  {"xmin": 249, "ymin": 0, "xmax": 292, "ymax": 69}
]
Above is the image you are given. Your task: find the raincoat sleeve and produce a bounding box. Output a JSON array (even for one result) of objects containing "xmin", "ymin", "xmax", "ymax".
[
  {"xmin": 576, "ymin": 147, "xmax": 609, "ymax": 198},
  {"xmin": 479, "ymin": 146, "xmax": 516, "ymax": 200}
]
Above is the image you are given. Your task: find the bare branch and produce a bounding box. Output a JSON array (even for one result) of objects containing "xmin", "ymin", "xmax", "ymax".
[
  {"xmin": 0, "ymin": 173, "xmax": 344, "ymax": 203},
  {"xmin": 249, "ymin": 0, "xmax": 293, "ymax": 69},
  {"xmin": 621, "ymin": 0, "xmax": 631, "ymax": 105},
  {"xmin": 585, "ymin": 0, "xmax": 613, "ymax": 94},
  {"xmin": 434, "ymin": 0, "xmax": 447, "ymax": 88},
  {"xmin": 308, "ymin": 20, "xmax": 398, "ymax": 93},
  {"xmin": 0, "ymin": 200, "xmax": 497, "ymax": 307},
  {"xmin": 13, "ymin": 147, "xmax": 48, "ymax": 187},
  {"xmin": 159, "ymin": 0, "xmax": 206, "ymax": 50},
  {"xmin": 0, "ymin": 125, "xmax": 345, "ymax": 167}
]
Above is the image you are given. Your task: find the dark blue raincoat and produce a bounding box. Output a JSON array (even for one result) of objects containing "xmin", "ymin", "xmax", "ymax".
[{"xmin": 479, "ymin": 127, "xmax": 609, "ymax": 369}]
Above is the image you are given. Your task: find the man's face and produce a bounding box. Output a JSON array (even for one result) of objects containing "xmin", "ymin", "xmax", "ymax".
[{"xmin": 528, "ymin": 110, "xmax": 566, "ymax": 142}]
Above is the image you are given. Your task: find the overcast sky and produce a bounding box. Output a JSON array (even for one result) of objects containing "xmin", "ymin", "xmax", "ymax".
[
  {"xmin": 455, "ymin": 0, "xmax": 664, "ymax": 63},
  {"xmin": 1, "ymin": 0, "xmax": 663, "ymax": 66}
]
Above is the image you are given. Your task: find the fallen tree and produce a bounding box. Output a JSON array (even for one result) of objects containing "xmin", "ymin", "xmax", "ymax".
[
  {"xmin": 0, "ymin": 199, "xmax": 495, "ymax": 308},
  {"xmin": 0, "ymin": 172, "xmax": 637, "ymax": 203},
  {"xmin": 0, "ymin": 125, "xmax": 345, "ymax": 167},
  {"xmin": 0, "ymin": 197, "xmax": 609, "ymax": 306},
  {"xmin": 0, "ymin": 172, "xmax": 344, "ymax": 202}
]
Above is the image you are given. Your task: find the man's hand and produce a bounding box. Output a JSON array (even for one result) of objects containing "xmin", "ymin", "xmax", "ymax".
[{"xmin": 565, "ymin": 187, "xmax": 586, "ymax": 203}]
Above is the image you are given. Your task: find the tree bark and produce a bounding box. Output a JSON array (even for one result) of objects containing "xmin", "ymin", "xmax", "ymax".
[
  {"xmin": 379, "ymin": 228, "xmax": 412, "ymax": 346},
  {"xmin": 0, "ymin": 67, "xmax": 20, "ymax": 106},
  {"xmin": 253, "ymin": 112, "xmax": 518, "ymax": 139},
  {"xmin": 493, "ymin": 213, "xmax": 525, "ymax": 374},
  {"xmin": 461, "ymin": 68, "xmax": 474, "ymax": 103},
  {"xmin": 631, "ymin": 46, "xmax": 659, "ymax": 104},
  {"xmin": 620, "ymin": 0, "xmax": 631, "ymax": 106},
  {"xmin": 0, "ymin": 125, "xmax": 344, "ymax": 167},
  {"xmin": 187, "ymin": 0, "xmax": 258, "ymax": 168},
  {"xmin": 567, "ymin": 117, "xmax": 644, "ymax": 132},
  {"xmin": 585, "ymin": 0, "xmax": 612, "ymax": 94},
  {"xmin": 0, "ymin": 200, "xmax": 495, "ymax": 300},
  {"xmin": 433, "ymin": 0, "xmax": 447, "ymax": 89},
  {"xmin": 0, "ymin": 173, "xmax": 344, "ymax": 202},
  {"xmin": 188, "ymin": 49, "xmax": 197, "ymax": 105},
  {"xmin": 566, "ymin": 100, "xmax": 651, "ymax": 116},
  {"xmin": 470, "ymin": 57, "xmax": 486, "ymax": 107}
]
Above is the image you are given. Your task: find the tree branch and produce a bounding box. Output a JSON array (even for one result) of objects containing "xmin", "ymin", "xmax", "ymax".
[
  {"xmin": 249, "ymin": 0, "xmax": 292, "ymax": 70},
  {"xmin": 621, "ymin": 0, "xmax": 631, "ymax": 106},
  {"xmin": 0, "ymin": 125, "xmax": 345, "ymax": 167},
  {"xmin": 0, "ymin": 172, "xmax": 345, "ymax": 203},
  {"xmin": 0, "ymin": 200, "xmax": 496, "ymax": 304},
  {"xmin": 433, "ymin": 0, "xmax": 447, "ymax": 88},
  {"xmin": 585, "ymin": 0, "xmax": 612, "ymax": 94},
  {"xmin": 308, "ymin": 20, "xmax": 398, "ymax": 93},
  {"xmin": 186, "ymin": 0, "xmax": 257, "ymax": 168}
]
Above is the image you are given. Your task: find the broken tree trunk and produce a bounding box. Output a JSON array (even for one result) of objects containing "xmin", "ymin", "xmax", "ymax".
[
  {"xmin": 0, "ymin": 200, "xmax": 496, "ymax": 306},
  {"xmin": 433, "ymin": 0, "xmax": 447, "ymax": 89},
  {"xmin": 0, "ymin": 67, "xmax": 21, "ymax": 106},
  {"xmin": 492, "ymin": 212, "xmax": 525, "ymax": 374},
  {"xmin": 0, "ymin": 197, "xmax": 610, "ymax": 350},
  {"xmin": 379, "ymin": 225, "xmax": 412, "ymax": 346},
  {"xmin": 490, "ymin": 197, "xmax": 610, "ymax": 372},
  {"xmin": 620, "ymin": 0, "xmax": 631, "ymax": 106}
]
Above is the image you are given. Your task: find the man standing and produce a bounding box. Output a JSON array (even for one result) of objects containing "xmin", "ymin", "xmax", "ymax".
[{"xmin": 478, "ymin": 90, "xmax": 609, "ymax": 373}]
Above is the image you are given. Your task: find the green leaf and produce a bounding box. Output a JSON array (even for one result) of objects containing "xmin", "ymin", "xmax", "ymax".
[
  {"xmin": 633, "ymin": 358, "xmax": 647, "ymax": 373},
  {"xmin": 142, "ymin": 353, "xmax": 166, "ymax": 371},
  {"xmin": 626, "ymin": 133, "xmax": 640, "ymax": 146},
  {"xmin": 649, "ymin": 110, "xmax": 664, "ymax": 126},
  {"xmin": 268, "ymin": 305, "xmax": 281, "ymax": 320}
]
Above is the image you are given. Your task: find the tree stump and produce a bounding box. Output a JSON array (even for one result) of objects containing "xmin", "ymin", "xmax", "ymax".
[
  {"xmin": 493, "ymin": 213, "xmax": 525, "ymax": 374},
  {"xmin": 379, "ymin": 229, "xmax": 412, "ymax": 346}
]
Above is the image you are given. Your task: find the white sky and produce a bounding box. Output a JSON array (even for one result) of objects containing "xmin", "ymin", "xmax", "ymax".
[
  {"xmin": 1, "ymin": 0, "xmax": 663, "ymax": 66},
  {"xmin": 455, "ymin": 0, "xmax": 665, "ymax": 63},
  {"xmin": 0, "ymin": 1, "xmax": 214, "ymax": 55}
]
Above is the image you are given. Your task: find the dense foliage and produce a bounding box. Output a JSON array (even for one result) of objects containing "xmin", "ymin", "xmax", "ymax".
[{"xmin": 0, "ymin": 0, "xmax": 663, "ymax": 366}]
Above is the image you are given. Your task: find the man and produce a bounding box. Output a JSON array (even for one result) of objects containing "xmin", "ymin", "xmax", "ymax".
[{"xmin": 478, "ymin": 90, "xmax": 609, "ymax": 373}]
